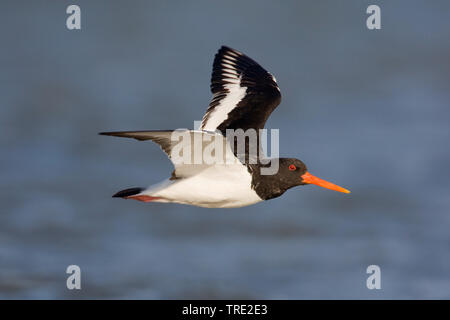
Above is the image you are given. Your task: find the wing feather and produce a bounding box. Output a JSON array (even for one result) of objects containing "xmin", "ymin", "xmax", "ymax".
[
  {"xmin": 99, "ymin": 130, "xmax": 239, "ymax": 179},
  {"xmin": 201, "ymin": 46, "xmax": 281, "ymax": 133}
]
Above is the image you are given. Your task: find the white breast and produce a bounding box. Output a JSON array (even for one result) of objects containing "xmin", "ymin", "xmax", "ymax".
[{"xmin": 143, "ymin": 163, "xmax": 262, "ymax": 208}]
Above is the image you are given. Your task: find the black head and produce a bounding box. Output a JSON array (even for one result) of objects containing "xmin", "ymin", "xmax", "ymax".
[
  {"xmin": 277, "ymin": 158, "xmax": 308, "ymax": 188},
  {"xmin": 249, "ymin": 157, "xmax": 350, "ymax": 200}
]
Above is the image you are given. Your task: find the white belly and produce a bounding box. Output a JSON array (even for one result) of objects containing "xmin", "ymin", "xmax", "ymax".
[{"xmin": 143, "ymin": 164, "xmax": 262, "ymax": 208}]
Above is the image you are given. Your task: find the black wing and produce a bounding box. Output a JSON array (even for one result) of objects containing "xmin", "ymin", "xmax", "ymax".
[{"xmin": 201, "ymin": 46, "xmax": 281, "ymax": 135}]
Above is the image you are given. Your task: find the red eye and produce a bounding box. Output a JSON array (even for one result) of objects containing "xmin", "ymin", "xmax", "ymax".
[{"xmin": 289, "ymin": 164, "xmax": 296, "ymax": 171}]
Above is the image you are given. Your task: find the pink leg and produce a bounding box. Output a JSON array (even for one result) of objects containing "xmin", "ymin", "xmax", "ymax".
[{"xmin": 126, "ymin": 195, "xmax": 161, "ymax": 202}]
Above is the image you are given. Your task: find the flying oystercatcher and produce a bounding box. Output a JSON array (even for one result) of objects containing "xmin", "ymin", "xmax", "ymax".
[{"xmin": 100, "ymin": 46, "xmax": 350, "ymax": 208}]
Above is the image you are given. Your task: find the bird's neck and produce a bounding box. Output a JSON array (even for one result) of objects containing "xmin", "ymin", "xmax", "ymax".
[{"xmin": 247, "ymin": 160, "xmax": 288, "ymax": 200}]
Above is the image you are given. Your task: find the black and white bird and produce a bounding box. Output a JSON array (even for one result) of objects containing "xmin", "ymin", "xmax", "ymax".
[{"xmin": 100, "ymin": 46, "xmax": 350, "ymax": 208}]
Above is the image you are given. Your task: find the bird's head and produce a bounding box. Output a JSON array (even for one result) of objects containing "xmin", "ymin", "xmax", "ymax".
[{"xmin": 279, "ymin": 158, "xmax": 350, "ymax": 194}]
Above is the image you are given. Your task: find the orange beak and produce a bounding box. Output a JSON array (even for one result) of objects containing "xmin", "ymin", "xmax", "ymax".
[{"xmin": 301, "ymin": 172, "xmax": 350, "ymax": 194}]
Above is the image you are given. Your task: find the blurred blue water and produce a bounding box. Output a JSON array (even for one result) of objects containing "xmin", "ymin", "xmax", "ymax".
[{"xmin": 1, "ymin": 0, "xmax": 450, "ymax": 298}]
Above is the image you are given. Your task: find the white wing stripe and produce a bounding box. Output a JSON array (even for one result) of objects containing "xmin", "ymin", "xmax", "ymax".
[
  {"xmin": 221, "ymin": 63, "xmax": 237, "ymax": 70},
  {"xmin": 201, "ymin": 79, "xmax": 247, "ymax": 131}
]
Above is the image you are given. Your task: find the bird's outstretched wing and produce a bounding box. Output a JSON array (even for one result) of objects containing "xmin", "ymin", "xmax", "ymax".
[
  {"xmin": 99, "ymin": 130, "xmax": 238, "ymax": 179},
  {"xmin": 201, "ymin": 46, "xmax": 281, "ymax": 134}
]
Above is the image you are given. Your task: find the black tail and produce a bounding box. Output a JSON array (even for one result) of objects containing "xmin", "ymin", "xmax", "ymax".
[{"xmin": 112, "ymin": 187, "xmax": 144, "ymax": 198}]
